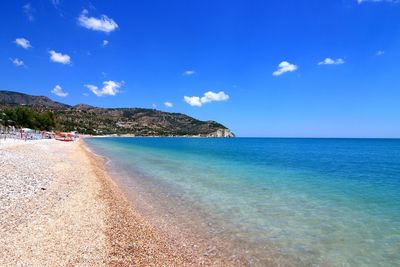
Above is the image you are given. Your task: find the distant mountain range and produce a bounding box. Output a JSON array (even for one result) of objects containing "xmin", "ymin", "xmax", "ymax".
[{"xmin": 0, "ymin": 90, "xmax": 234, "ymax": 137}]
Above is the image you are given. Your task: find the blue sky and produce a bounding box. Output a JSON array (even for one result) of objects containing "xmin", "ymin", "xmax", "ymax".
[{"xmin": 2, "ymin": 0, "xmax": 400, "ymax": 137}]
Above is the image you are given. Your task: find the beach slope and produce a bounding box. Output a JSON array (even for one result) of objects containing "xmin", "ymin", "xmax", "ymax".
[{"xmin": 0, "ymin": 139, "xmax": 186, "ymax": 266}]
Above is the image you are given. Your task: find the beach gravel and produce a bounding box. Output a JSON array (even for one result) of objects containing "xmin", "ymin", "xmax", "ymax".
[
  {"xmin": 0, "ymin": 139, "xmax": 108, "ymax": 266},
  {"xmin": 0, "ymin": 139, "xmax": 188, "ymax": 266},
  {"xmin": 0, "ymin": 137, "xmax": 245, "ymax": 266}
]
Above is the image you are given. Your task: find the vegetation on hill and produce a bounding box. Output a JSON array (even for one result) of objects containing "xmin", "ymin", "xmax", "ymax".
[
  {"xmin": 1, "ymin": 106, "xmax": 55, "ymax": 131},
  {"xmin": 0, "ymin": 90, "xmax": 234, "ymax": 137}
]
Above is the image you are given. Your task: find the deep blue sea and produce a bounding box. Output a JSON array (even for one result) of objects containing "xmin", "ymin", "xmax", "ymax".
[{"xmin": 85, "ymin": 137, "xmax": 400, "ymax": 266}]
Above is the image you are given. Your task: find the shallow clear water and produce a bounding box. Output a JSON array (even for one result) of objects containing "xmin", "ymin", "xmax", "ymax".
[{"xmin": 85, "ymin": 137, "xmax": 400, "ymax": 266}]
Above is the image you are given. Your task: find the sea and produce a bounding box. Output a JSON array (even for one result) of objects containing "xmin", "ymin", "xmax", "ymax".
[{"xmin": 84, "ymin": 137, "xmax": 400, "ymax": 266}]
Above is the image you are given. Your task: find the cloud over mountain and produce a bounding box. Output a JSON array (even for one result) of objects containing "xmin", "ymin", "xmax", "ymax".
[
  {"xmin": 85, "ymin": 80, "xmax": 123, "ymax": 96},
  {"xmin": 164, "ymin": 101, "xmax": 173, "ymax": 108},
  {"xmin": 51, "ymin": 85, "xmax": 68, "ymax": 97},
  {"xmin": 184, "ymin": 91, "xmax": 229, "ymax": 107}
]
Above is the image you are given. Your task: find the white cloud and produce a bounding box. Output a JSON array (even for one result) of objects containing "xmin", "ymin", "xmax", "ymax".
[
  {"xmin": 82, "ymin": 93, "xmax": 89, "ymax": 97},
  {"xmin": 78, "ymin": 9, "xmax": 118, "ymax": 33},
  {"xmin": 152, "ymin": 103, "xmax": 157, "ymax": 109},
  {"xmin": 10, "ymin": 58, "xmax": 25, "ymax": 67},
  {"xmin": 184, "ymin": 91, "xmax": 229, "ymax": 107},
  {"xmin": 164, "ymin": 101, "xmax": 173, "ymax": 108},
  {"xmin": 183, "ymin": 70, "xmax": 196, "ymax": 76},
  {"xmin": 318, "ymin": 57, "xmax": 345, "ymax": 65},
  {"xmin": 15, "ymin": 38, "xmax": 32, "ymax": 49},
  {"xmin": 85, "ymin": 80, "xmax": 123, "ymax": 97},
  {"xmin": 201, "ymin": 91, "xmax": 229, "ymax": 103},
  {"xmin": 376, "ymin": 50, "xmax": 385, "ymax": 56},
  {"xmin": 49, "ymin": 50, "xmax": 71, "ymax": 64},
  {"xmin": 184, "ymin": 96, "xmax": 202, "ymax": 107},
  {"xmin": 23, "ymin": 3, "xmax": 35, "ymax": 21},
  {"xmin": 102, "ymin": 40, "xmax": 109, "ymax": 47},
  {"xmin": 51, "ymin": 85, "xmax": 68, "ymax": 97},
  {"xmin": 272, "ymin": 61, "xmax": 298, "ymax": 76}
]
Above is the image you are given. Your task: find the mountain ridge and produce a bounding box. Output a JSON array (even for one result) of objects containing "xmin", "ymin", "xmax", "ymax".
[
  {"xmin": 0, "ymin": 90, "xmax": 70, "ymax": 109},
  {"xmin": 0, "ymin": 90, "xmax": 234, "ymax": 137}
]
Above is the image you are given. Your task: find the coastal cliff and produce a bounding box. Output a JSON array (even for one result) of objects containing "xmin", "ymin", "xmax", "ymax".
[
  {"xmin": 204, "ymin": 128, "xmax": 235, "ymax": 138},
  {"xmin": 0, "ymin": 90, "xmax": 234, "ymax": 137}
]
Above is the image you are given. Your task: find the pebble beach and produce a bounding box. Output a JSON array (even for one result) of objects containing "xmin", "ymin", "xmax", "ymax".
[{"xmin": 0, "ymin": 138, "xmax": 197, "ymax": 266}]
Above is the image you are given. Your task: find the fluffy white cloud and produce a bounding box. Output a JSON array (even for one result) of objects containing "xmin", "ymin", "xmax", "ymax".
[
  {"xmin": 183, "ymin": 70, "xmax": 196, "ymax": 76},
  {"xmin": 78, "ymin": 9, "xmax": 118, "ymax": 33},
  {"xmin": 272, "ymin": 61, "xmax": 298, "ymax": 76},
  {"xmin": 151, "ymin": 103, "xmax": 157, "ymax": 109},
  {"xmin": 376, "ymin": 50, "xmax": 385, "ymax": 56},
  {"xmin": 85, "ymin": 80, "xmax": 123, "ymax": 97},
  {"xmin": 49, "ymin": 50, "xmax": 71, "ymax": 64},
  {"xmin": 164, "ymin": 101, "xmax": 173, "ymax": 108},
  {"xmin": 23, "ymin": 3, "xmax": 34, "ymax": 21},
  {"xmin": 184, "ymin": 91, "xmax": 229, "ymax": 107},
  {"xmin": 201, "ymin": 91, "xmax": 229, "ymax": 103},
  {"xmin": 184, "ymin": 96, "xmax": 202, "ymax": 107},
  {"xmin": 10, "ymin": 58, "xmax": 25, "ymax": 67},
  {"xmin": 51, "ymin": 85, "xmax": 68, "ymax": 97},
  {"xmin": 318, "ymin": 58, "xmax": 345, "ymax": 65},
  {"xmin": 15, "ymin": 38, "xmax": 32, "ymax": 49},
  {"xmin": 103, "ymin": 40, "xmax": 109, "ymax": 47}
]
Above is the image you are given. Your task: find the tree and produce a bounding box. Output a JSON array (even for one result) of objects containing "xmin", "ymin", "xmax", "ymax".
[{"xmin": 1, "ymin": 107, "xmax": 55, "ymax": 130}]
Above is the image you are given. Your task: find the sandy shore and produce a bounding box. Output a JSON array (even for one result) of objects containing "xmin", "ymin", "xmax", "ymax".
[{"xmin": 0, "ymin": 139, "xmax": 194, "ymax": 266}]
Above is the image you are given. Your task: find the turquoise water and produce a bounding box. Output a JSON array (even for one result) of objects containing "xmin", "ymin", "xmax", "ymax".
[{"xmin": 85, "ymin": 138, "xmax": 400, "ymax": 266}]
